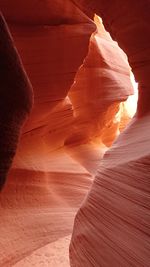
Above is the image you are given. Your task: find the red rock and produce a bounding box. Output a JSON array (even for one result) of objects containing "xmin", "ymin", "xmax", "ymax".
[
  {"xmin": 0, "ymin": 1, "xmax": 147, "ymax": 266},
  {"xmin": 70, "ymin": 1, "xmax": 150, "ymax": 267},
  {"xmin": 68, "ymin": 16, "xmax": 133, "ymax": 146}
]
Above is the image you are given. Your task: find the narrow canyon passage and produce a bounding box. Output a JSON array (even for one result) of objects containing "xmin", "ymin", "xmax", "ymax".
[{"xmin": 0, "ymin": 1, "xmax": 149, "ymax": 267}]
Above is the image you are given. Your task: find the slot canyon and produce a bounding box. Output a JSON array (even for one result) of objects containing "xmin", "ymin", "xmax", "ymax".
[{"xmin": 0, "ymin": 1, "xmax": 149, "ymax": 266}]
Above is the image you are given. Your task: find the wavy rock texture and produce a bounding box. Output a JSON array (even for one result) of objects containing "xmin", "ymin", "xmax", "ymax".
[
  {"xmin": 0, "ymin": 1, "xmax": 139, "ymax": 266},
  {"xmin": 70, "ymin": 1, "xmax": 150, "ymax": 267},
  {"xmin": 68, "ymin": 16, "xmax": 133, "ymax": 147},
  {"xmin": 70, "ymin": 115, "xmax": 150, "ymax": 267}
]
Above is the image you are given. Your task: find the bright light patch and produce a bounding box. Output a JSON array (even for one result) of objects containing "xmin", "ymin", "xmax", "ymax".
[
  {"xmin": 114, "ymin": 73, "xmax": 138, "ymax": 130},
  {"xmin": 125, "ymin": 72, "xmax": 138, "ymax": 118}
]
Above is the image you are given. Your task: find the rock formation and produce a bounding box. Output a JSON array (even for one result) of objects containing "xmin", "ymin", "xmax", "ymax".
[
  {"xmin": 0, "ymin": 0, "xmax": 147, "ymax": 266},
  {"xmin": 68, "ymin": 15, "xmax": 133, "ymax": 147},
  {"xmin": 70, "ymin": 1, "xmax": 150, "ymax": 267},
  {"xmin": 0, "ymin": 14, "xmax": 33, "ymax": 190}
]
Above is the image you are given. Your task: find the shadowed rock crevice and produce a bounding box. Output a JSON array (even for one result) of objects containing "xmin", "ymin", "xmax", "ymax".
[{"xmin": 0, "ymin": 14, "xmax": 33, "ymax": 190}]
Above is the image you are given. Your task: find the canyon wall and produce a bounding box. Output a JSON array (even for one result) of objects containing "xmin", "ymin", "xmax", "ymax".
[
  {"xmin": 70, "ymin": 1, "xmax": 150, "ymax": 267},
  {"xmin": 0, "ymin": 1, "xmax": 142, "ymax": 266}
]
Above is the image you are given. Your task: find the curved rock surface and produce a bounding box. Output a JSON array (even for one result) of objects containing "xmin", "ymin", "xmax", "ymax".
[
  {"xmin": 68, "ymin": 16, "xmax": 133, "ymax": 147},
  {"xmin": 0, "ymin": 1, "xmax": 143, "ymax": 266},
  {"xmin": 70, "ymin": 1, "xmax": 150, "ymax": 267}
]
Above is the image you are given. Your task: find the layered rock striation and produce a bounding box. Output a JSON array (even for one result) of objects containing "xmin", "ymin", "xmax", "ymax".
[{"xmin": 70, "ymin": 1, "xmax": 150, "ymax": 266}]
